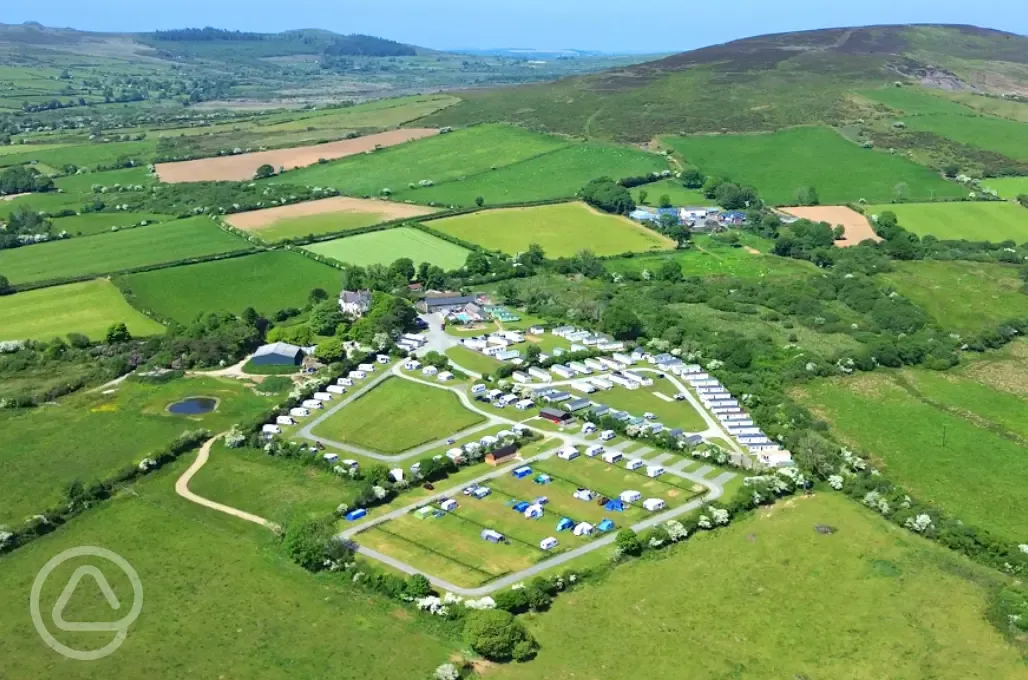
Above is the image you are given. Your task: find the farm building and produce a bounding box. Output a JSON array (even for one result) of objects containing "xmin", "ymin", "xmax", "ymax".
[
  {"xmin": 539, "ymin": 536, "xmax": 558, "ymax": 550},
  {"xmin": 251, "ymin": 342, "xmax": 304, "ymax": 367},
  {"xmin": 643, "ymin": 498, "xmax": 666, "ymax": 512},
  {"xmin": 486, "ymin": 444, "xmax": 519, "ymax": 465},
  {"xmin": 339, "ymin": 289, "xmax": 372, "ymax": 317},
  {"xmin": 540, "ymin": 407, "xmax": 572, "ymax": 424},
  {"xmin": 420, "ymin": 292, "xmax": 481, "ymax": 314}
]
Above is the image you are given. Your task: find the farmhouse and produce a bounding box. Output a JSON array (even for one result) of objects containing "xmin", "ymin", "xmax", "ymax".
[
  {"xmin": 339, "ymin": 289, "xmax": 372, "ymax": 317},
  {"xmin": 251, "ymin": 342, "xmax": 304, "ymax": 367}
]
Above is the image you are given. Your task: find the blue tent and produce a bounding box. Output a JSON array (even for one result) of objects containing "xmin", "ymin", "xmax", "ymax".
[
  {"xmin": 533, "ymin": 496, "xmax": 549, "ymax": 506},
  {"xmin": 604, "ymin": 499, "xmax": 625, "ymax": 512},
  {"xmin": 556, "ymin": 517, "xmax": 575, "ymax": 532},
  {"xmin": 345, "ymin": 508, "xmax": 368, "ymax": 522},
  {"xmin": 534, "ymin": 474, "xmax": 552, "ymax": 484},
  {"xmin": 513, "ymin": 501, "xmax": 531, "ymax": 513},
  {"xmin": 597, "ymin": 518, "xmax": 616, "ymax": 533}
]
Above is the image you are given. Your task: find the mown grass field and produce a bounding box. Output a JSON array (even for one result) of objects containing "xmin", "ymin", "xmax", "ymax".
[
  {"xmin": 489, "ymin": 492, "xmax": 1028, "ymax": 680},
  {"xmin": 0, "ymin": 139, "xmax": 157, "ymax": 169},
  {"xmin": 795, "ymin": 370, "xmax": 1028, "ymax": 543},
  {"xmin": 311, "ymin": 377, "xmax": 485, "ymax": 453},
  {"xmin": 428, "ymin": 202, "xmax": 675, "ymax": 257},
  {"xmin": 117, "ymin": 251, "xmax": 343, "ymax": 323},
  {"xmin": 664, "ymin": 126, "xmax": 967, "ymax": 205},
  {"xmin": 605, "ymin": 234, "xmax": 815, "ymax": 279},
  {"xmin": 275, "ymin": 123, "xmax": 568, "ymax": 196},
  {"xmin": 0, "ymin": 460, "xmax": 455, "ymax": 680},
  {"xmin": 0, "ymin": 279, "xmax": 166, "ymax": 341},
  {"xmin": 866, "ymin": 201, "xmax": 1028, "ymax": 242},
  {"xmin": 629, "ymin": 179, "xmax": 714, "ymax": 207},
  {"xmin": 904, "ymin": 114, "xmax": 1028, "ymax": 162},
  {"xmin": 0, "ymin": 218, "xmax": 251, "ymax": 285},
  {"xmin": 859, "ymin": 86, "xmax": 977, "ymax": 115},
  {"xmin": 983, "ymin": 176, "xmax": 1028, "ymax": 200},
  {"xmin": 0, "ymin": 375, "xmax": 283, "ymax": 525},
  {"xmin": 444, "ymin": 345, "xmax": 505, "ymax": 376},
  {"xmin": 880, "ymin": 260, "xmax": 1027, "ymax": 334},
  {"xmin": 52, "ymin": 212, "xmax": 171, "ymax": 236},
  {"xmin": 593, "ymin": 383, "xmax": 707, "ymax": 431},
  {"xmin": 303, "ymin": 227, "xmax": 470, "ymax": 269},
  {"xmin": 399, "ymin": 143, "xmax": 668, "ymax": 207},
  {"xmin": 0, "ymin": 190, "xmax": 87, "ymax": 218}
]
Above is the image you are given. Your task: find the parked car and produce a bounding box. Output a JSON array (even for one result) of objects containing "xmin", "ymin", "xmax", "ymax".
[
  {"xmin": 675, "ymin": 393, "xmax": 687, "ymax": 401},
  {"xmin": 644, "ymin": 412, "xmax": 656, "ymax": 420},
  {"xmin": 423, "ymin": 482, "xmax": 435, "ymax": 491}
]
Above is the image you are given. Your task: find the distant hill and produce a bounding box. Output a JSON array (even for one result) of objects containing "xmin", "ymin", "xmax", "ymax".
[
  {"xmin": 423, "ymin": 24, "xmax": 1028, "ymax": 141},
  {"xmin": 454, "ymin": 48, "xmax": 619, "ymax": 59}
]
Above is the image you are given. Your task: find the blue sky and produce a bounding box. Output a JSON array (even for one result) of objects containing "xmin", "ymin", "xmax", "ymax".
[{"xmin": 4, "ymin": 0, "xmax": 1025, "ymax": 53}]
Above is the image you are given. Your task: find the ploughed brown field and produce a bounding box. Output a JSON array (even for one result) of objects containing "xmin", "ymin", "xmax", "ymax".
[
  {"xmin": 155, "ymin": 128, "xmax": 439, "ymax": 183},
  {"xmin": 225, "ymin": 196, "xmax": 437, "ymax": 231},
  {"xmin": 782, "ymin": 206, "xmax": 882, "ymax": 247}
]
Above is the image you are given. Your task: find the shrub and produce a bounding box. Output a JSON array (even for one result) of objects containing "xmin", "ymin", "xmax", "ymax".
[
  {"xmin": 614, "ymin": 528, "xmax": 643, "ymax": 556},
  {"xmin": 283, "ymin": 517, "xmax": 335, "ymax": 571},
  {"xmin": 463, "ymin": 609, "xmax": 538, "ymax": 662}
]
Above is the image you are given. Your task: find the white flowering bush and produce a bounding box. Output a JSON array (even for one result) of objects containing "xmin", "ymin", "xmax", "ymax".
[
  {"xmin": 443, "ymin": 592, "xmax": 463, "ymax": 605},
  {"xmin": 705, "ymin": 359, "xmax": 724, "ymax": 370},
  {"xmin": 665, "ymin": 520, "xmax": 688, "ymax": 541},
  {"xmin": 711, "ymin": 508, "xmax": 730, "ymax": 526},
  {"xmin": 137, "ymin": 457, "xmax": 157, "ymax": 472},
  {"xmin": 828, "ymin": 475, "xmax": 844, "ymax": 490},
  {"xmin": 335, "ymin": 503, "xmax": 349, "ymax": 517},
  {"xmin": 697, "ymin": 515, "xmax": 712, "ymax": 530},
  {"xmin": 463, "ymin": 596, "xmax": 495, "ymax": 610},
  {"xmin": 435, "ymin": 663, "xmax": 460, "ymax": 680},
  {"xmin": 225, "ymin": 425, "xmax": 247, "ymax": 448},
  {"xmin": 372, "ymin": 485, "xmax": 388, "ymax": 500},
  {"xmin": 415, "ymin": 596, "xmax": 449, "ymax": 616},
  {"xmin": 0, "ymin": 530, "xmax": 13, "ymax": 548},
  {"xmin": 1018, "ymin": 544, "xmax": 1028, "ymax": 555},
  {"xmin": 904, "ymin": 514, "xmax": 933, "ymax": 533}
]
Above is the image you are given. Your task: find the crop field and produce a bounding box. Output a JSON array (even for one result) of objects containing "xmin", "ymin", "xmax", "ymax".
[
  {"xmin": 275, "ymin": 124, "xmax": 569, "ymax": 196},
  {"xmin": 399, "ymin": 142, "xmax": 669, "ymax": 207},
  {"xmin": 864, "ymin": 202, "xmax": 1027, "ymax": 242},
  {"xmin": 116, "ymin": 251, "xmax": 344, "ymax": 323},
  {"xmin": 605, "ymin": 234, "xmax": 815, "ymax": 279},
  {"xmin": 311, "ymin": 377, "xmax": 486, "ymax": 453},
  {"xmin": 303, "ymin": 227, "xmax": 470, "ymax": 269},
  {"xmin": 0, "ymin": 375, "xmax": 282, "ymax": 526},
  {"xmin": 629, "ymin": 179, "xmax": 713, "ymax": 207},
  {"xmin": 225, "ymin": 196, "xmax": 438, "ymax": 243},
  {"xmin": 664, "ymin": 126, "xmax": 967, "ymax": 204},
  {"xmin": 156, "ymin": 128, "xmax": 439, "ymax": 182},
  {"xmin": 983, "ymin": 177, "xmax": 1028, "ymax": 199},
  {"xmin": 489, "ymin": 493, "xmax": 1028, "ymax": 680},
  {"xmin": 51, "ymin": 212, "xmax": 171, "ymax": 236},
  {"xmin": 880, "ymin": 260, "xmax": 1027, "ymax": 334},
  {"xmin": 782, "ymin": 205, "xmax": 882, "ymax": 246},
  {"xmin": 904, "ymin": 114, "xmax": 1028, "ymax": 162},
  {"xmin": 795, "ymin": 370, "xmax": 1028, "ymax": 543},
  {"xmin": 427, "ymin": 203, "xmax": 675, "ymax": 257},
  {"xmin": 0, "ymin": 217, "xmax": 251, "ymax": 286},
  {"xmin": 0, "ymin": 461, "xmax": 455, "ymax": 680},
  {"xmin": 0, "ymin": 279, "xmax": 166, "ymax": 342}
]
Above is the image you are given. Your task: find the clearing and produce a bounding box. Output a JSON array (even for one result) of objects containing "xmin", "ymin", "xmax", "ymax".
[
  {"xmin": 629, "ymin": 179, "xmax": 714, "ymax": 207},
  {"xmin": 865, "ymin": 201, "xmax": 1028, "ymax": 243},
  {"xmin": 226, "ymin": 196, "xmax": 437, "ymax": 243},
  {"xmin": 782, "ymin": 205, "xmax": 882, "ymax": 246},
  {"xmin": 311, "ymin": 377, "xmax": 485, "ymax": 453},
  {"xmin": 116, "ymin": 251, "xmax": 344, "ymax": 323},
  {"xmin": 488, "ymin": 493, "xmax": 1028, "ymax": 680},
  {"xmin": 303, "ymin": 227, "xmax": 470, "ymax": 269},
  {"xmin": 664, "ymin": 126, "xmax": 966, "ymax": 205},
  {"xmin": 0, "ymin": 217, "xmax": 251, "ymax": 286},
  {"xmin": 155, "ymin": 128, "xmax": 439, "ymax": 182},
  {"xmin": 0, "ymin": 279, "xmax": 165, "ymax": 342},
  {"xmin": 794, "ymin": 369, "xmax": 1028, "ymax": 543},
  {"xmin": 428, "ymin": 202, "xmax": 675, "ymax": 257}
]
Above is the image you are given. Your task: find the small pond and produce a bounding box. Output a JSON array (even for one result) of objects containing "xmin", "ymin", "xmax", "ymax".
[{"xmin": 167, "ymin": 397, "xmax": 219, "ymax": 415}]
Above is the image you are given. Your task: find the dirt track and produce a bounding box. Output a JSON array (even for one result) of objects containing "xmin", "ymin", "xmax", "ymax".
[
  {"xmin": 782, "ymin": 206, "xmax": 882, "ymax": 247},
  {"xmin": 226, "ymin": 196, "xmax": 436, "ymax": 231},
  {"xmin": 155, "ymin": 128, "xmax": 439, "ymax": 183}
]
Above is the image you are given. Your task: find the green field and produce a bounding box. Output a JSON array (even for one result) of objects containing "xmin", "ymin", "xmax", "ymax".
[
  {"xmin": 983, "ymin": 177, "xmax": 1028, "ymax": 200},
  {"xmin": 0, "ymin": 139, "xmax": 157, "ymax": 169},
  {"xmin": 593, "ymin": 383, "xmax": 707, "ymax": 431},
  {"xmin": 904, "ymin": 114, "xmax": 1028, "ymax": 162},
  {"xmin": 489, "ymin": 493, "xmax": 1027, "ymax": 680},
  {"xmin": 0, "ymin": 190, "xmax": 87, "ymax": 218},
  {"xmin": 0, "ymin": 375, "xmax": 282, "ymax": 525},
  {"xmin": 605, "ymin": 233, "xmax": 815, "ymax": 279},
  {"xmin": 53, "ymin": 166, "xmax": 155, "ymax": 193},
  {"xmin": 0, "ymin": 217, "xmax": 250, "ymax": 286},
  {"xmin": 0, "ymin": 279, "xmax": 166, "ymax": 342},
  {"xmin": 428, "ymin": 202, "xmax": 674, "ymax": 257},
  {"xmin": 117, "ymin": 251, "xmax": 343, "ymax": 323},
  {"xmin": 311, "ymin": 377, "xmax": 486, "ymax": 453},
  {"xmin": 0, "ymin": 460, "xmax": 455, "ymax": 679},
  {"xmin": 246, "ymin": 211, "xmax": 400, "ymax": 243},
  {"xmin": 303, "ymin": 227, "xmax": 470, "ymax": 269},
  {"xmin": 399, "ymin": 143, "xmax": 669, "ymax": 207},
  {"xmin": 259, "ymin": 94, "xmax": 459, "ymax": 131},
  {"xmin": 664, "ymin": 126, "xmax": 967, "ymax": 205},
  {"xmin": 795, "ymin": 370, "xmax": 1028, "ymax": 542},
  {"xmin": 859, "ymin": 86, "xmax": 978, "ymax": 115},
  {"xmin": 444, "ymin": 345, "xmax": 505, "ymax": 376},
  {"xmin": 866, "ymin": 201, "xmax": 1028, "ymax": 242},
  {"xmin": 630, "ymin": 179, "xmax": 714, "ymax": 207},
  {"xmin": 880, "ymin": 260, "xmax": 1027, "ymax": 334},
  {"xmin": 276, "ymin": 124, "xmax": 569, "ymax": 196},
  {"xmin": 52, "ymin": 212, "xmax": 171, "ymax": 236}
]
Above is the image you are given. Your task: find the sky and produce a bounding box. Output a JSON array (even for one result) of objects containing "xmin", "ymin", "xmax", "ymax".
[{"xmin": 3, "ymin": 0, "xmax": 1026, "ymax": 53}]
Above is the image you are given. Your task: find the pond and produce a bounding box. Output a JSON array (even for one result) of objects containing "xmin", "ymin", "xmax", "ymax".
[{"xmin": 167, "ymin": 397, "xmax": 219, "ymax": 415}]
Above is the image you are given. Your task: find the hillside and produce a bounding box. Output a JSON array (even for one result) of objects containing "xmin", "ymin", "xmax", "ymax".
[{"xmin": 423, "ymin": 24, "xmax": 1028, "ymax": 142}]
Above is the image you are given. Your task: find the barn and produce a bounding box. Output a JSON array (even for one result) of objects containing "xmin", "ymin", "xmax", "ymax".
[{"xmin": 250, "ymin": 342, "xmax": 304, "ymax": 367}]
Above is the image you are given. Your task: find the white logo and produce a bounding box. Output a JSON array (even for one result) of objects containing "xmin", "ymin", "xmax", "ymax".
[{"xmin": 30, "ymin": 546, "xmax": 143, "ymax": 661}]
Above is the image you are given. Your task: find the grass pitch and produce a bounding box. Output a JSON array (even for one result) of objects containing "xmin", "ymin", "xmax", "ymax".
[
  {"xmin": 427, "ymin": 202, "xmax": 674, "ymax": 257},
  {"xmin": 311, "ymin": 377, "xmax": 485, "ymax": 453},
  {"xmin": 303, "ymin": 227, "xmax": 470, "ymax": 269},
  {"xmin": 0, "ymin": 279, "xmax": 165, "ymax": 342},
  {"xmin": 866, "ymin": 201, "xmax": 1028, "ymax": 243},
  {"xmin": 664, "ymin": 126, "xmax": 966, "ymax": 205}
]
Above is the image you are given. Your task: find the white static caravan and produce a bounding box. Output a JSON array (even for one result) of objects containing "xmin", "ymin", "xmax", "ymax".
[
  {"xmin": 276, "ymin": 415, "xmax": 295, "ymax": 426},
  {"xmin": 313, "ymin": 392, "xmax": 333, "ymax": 402},
  {"xmin": 289, "ymin": 407, "xmax": 310, "ymax": 418},
  {"xmin": 719, "ymin": 411, "xmax": 751, "ymax": 422},
  {"xmin": 326, "ymin": 384, "xmax": 346, "ymax": 395},
  {"xmin": 612, "ymin": 353, "xmax": 634, "ymax": 366},
  {"xmin": 529, "ymin": 325, "xmax": 545, "ymax": 335},
  {"xmin": 376, "ymin": 354, "xmax": 390, "ymax": 365},
  {"xmin": 262, "ymin": 424, "xmax": 281, "ymax": 435},
  {"xmin": 749, "ymin": 442, "xmax": 781, "ymax": 454},
  {"xmin": 680, "ymin": 364, "xmax": 702, "ymax": 375},
  {"xmin": 350, "ymin": 370, "xmax": 366, "ymax": 380},
  {"xmin": 622, "ymin": 371, "xmax": 653, "ymax": 387},
  {"xmin": 487, "ymin": 335, "xmax": 510, "ymax": 347},
  {"xmin": 608, "ymin": 374, "xmax": 638, "ymax": 390},
  {"xmin": 759, "ymin": 449, "xmax": 794, "ymax": 467},
  {"xmin": 463, "ymin": 338, "xmax": 488, "ymax": 351},
  {"xmin": 584, "ymin": 358, "xmax": 607, "ymax": 372},
  {"xmin": 728, "ymin": 426, "xmax": 763, "ymax": 437},
  {"xmin": 323, "ymin": 453, "xmax": 339, "ymax": 463},
  {"xmin": 440, "ymin": 498, "xmax": 459, "ymax": 512},
  {"xmin": 712, "ymin": 406, "xmax": 742, "ymax": 415},
  {"xmin": 437, "ymin": 371, "xmax": 454, "ymax": 382},
  {"xmin": 585, "ymin": 444, "xmax": 604, "ymax": 457},
  {"xmin": 337, "ymin": 377, "xmax": 353, "ymax": 387},
  {"xmin": 550, "ymin": 364, "xmax": 575, "ymax": 380},
  {"xmin": 692, "ymin": 379, "xmax": 721, "ymax": 389},
  {"xmin": 737, "ymin": 435, "xmax": 770, "ymax": 445},
  {"xmin": 482, "ymin": 344, "xmax": 507, "ymax": 357},
  {"xmin": 471, "ymin": 383, "xmax": 487, "ymax": 394},
  {"xmin": 301, "ymin": 399, "xmax": 323, "ymax": 410},
  {"xmin": 358, "ymin": 363, "xmax": 375, "ymax": 373},
  {"xmin": 619, "ymin": 490, "xmax": 642, "ymax": 504},
  {"xmin": 528, "ymin": 367, "xmax": 552, "ymax": 382},
  {"xmin": 601, "ymin": 450, "xmax": 623, "ymax": 464},
  {"xmin": 646, "ymin": 465, "xmax": 665, "ymax": 478},
  {"xmin": 512, "ymin": 371, "xmax": 531, "ymax": 383},
  {"xmin": 539, "ymin": 537, "xmax": 559, "ymax": 551},
  {"xmin": 724, "ymin": 418, "xmax": 755, "ymax": 429},
  {"xmin": 515, "ymin": 399, "xmax": 535, "ymax": 411},
  {"xmin": 599, "ymin": 357, "xmax": 623, "ymax": 371},
  {"xmin": 589, "ymin": 377, "xmax": 613, "ymax": 391},
  {"xmin": 570, "ymin": 381, "xmax": 597, "ymax": 395},
  {"xmin": 685, "ymin": 373, "xmax": 710, "ymax": 384},
  {"xmin": 445, "ymin": 448, "xmax": 465, "ymax": 464},
  {"xmin": 557, "ymin": 446, "xmax": 580, "ymax": 461},
  {"xmin": 625, "ymin": 458, "xmax": 645, "ymax": 471},
  {"xmin": 568, "ymin": 361, "xmax": 592, "ymax": 375},
  {"xmin": 598, "ymin": 341, "xmax": 625, "ymax": 352},
  {"xmin": 600, "ymin": 430, "xmax": 616, "ymax": 441},
  {"xmin": 422, "ymin": 365, "xmax": 439, "ymax": 376},
  {"xmin": 498, "ymin": 394, "xmax": 519, "ymax": 407},
  {"xmin": 402, "ymin": 359, "xmax": 421, "ymax": 371},
  {"xmin": 643, "ymin": 498, "xmax": 666, "ymax": 512}
]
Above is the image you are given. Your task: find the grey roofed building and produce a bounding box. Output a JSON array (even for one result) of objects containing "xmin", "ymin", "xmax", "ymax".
[
  {"xmin": 251, "ymin": 342, "xmax": 304, "ymax": 367},
  {"xmin": 563, "ymin": 397, "xmax": 592, "ymax": 412},
  {"xmin": 339, "ymin": 289, "xmax": 372, "ymax": 317},
  {"xmin": 685, "ymin": 434, "xmax": 703, "ymax": 445},
  {"xmin": 590, "ymin": 404, "xmax": 610, "ymax": 417},
  {"xmin": 419, "ymin": 293, "xmax": 479, "ymax": 313}
]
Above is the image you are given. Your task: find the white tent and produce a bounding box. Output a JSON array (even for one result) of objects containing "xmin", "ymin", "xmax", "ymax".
[
  {"xmin": 524, "ymin": 503, "xmax": 544, "ymax": 519},
  {"xmin": 573, "ymin": 522, "xmax": 595, "ymax": 536}
]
